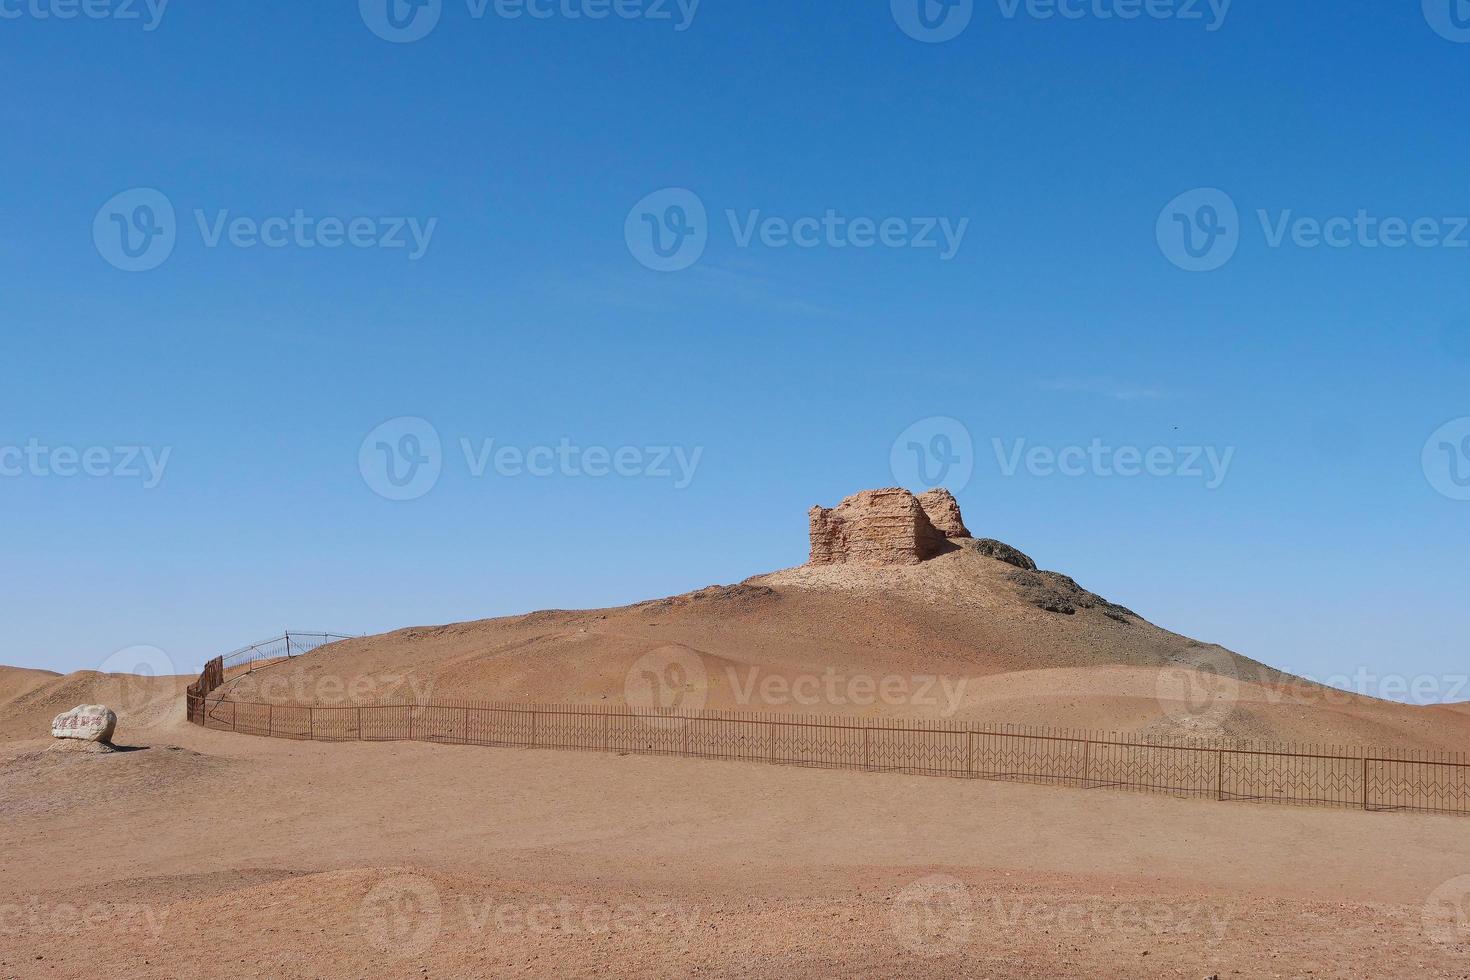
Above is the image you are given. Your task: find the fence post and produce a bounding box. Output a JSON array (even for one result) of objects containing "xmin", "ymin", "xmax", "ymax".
[
  {"xmin": 268, "ymin": 703, "xmax": 273, "ymax": 737},
  {"xmin": 1363, "ymin": 757, "xmax": 1370, "ymax": 811},
  {"xmin": 1082, "ymin": 740, "xmax": 1090, "ymax": 788},
  {"xmin": 407, "ymin": 704, "xmax": 413, "ymax": 742},
  {"xmin": 864, "ymin": 727, "xmax": 871, "ymax": 771},
  {"xmin": 603, "ymin": 713, "xmax": 611, "ymax": 752},
  {"xmin": 358, "ymin": 706, "xmax": 363, "ymax": 741},
  {"xmin": 1216, "ymin": 750, "xmax": 1224, "ymax": 801},
  {"xmin": 230, "ymin": 700, "xmax": 236, "ymax": 732},
  {"xmin": 530, "ymin": 710, "xmax": 537, "ymax": 747},
  {"xmin": 462, "ymin": 707, "xmax": 470, "ymax": 744},
  {"xmin": 768, "ymin": 722, "xmax": 777, "ymax": 764},
  {"xmin": 309, "ymin": 706, "xmax": 314, "ymax": 740},
  {"xmin": 682, "ymin": 718, "xmax": 690, "ymax": 756},
  {"xmin": 965, "ymin": 731, "xmax": 973, "ymax": 778}
]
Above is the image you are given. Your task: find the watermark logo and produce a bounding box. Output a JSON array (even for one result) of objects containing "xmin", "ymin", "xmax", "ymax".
[
  {"xmin": 93, "ymin": 188, "xmax": 176, "ymax": 273},
  {"xmin": 1423, "ymin": 417, "xmax": 1470, "ymax": 501},
  {"xmin": 359, "ymin": 424, "xmax": 703, "ymax": 499},
  {"xmin": 982, "ymin": 896, "xmax": 1232, "ymax": 944},
  {"xmin": 361, "ymin": 0, "xmax": 698, "ymax": 41},
  {"xmin": 360, "ymin": 0, "xmax": 443, "ymax": 42},
  {"xmin": 625, "ymin": 188, "xmax": 708, "ymax": 272},
  {"xmin": 0, "ymin": 0, "xmax": 169, "ymax": 30},
  {"xmin": 229, "ymin": 670, "xmax": 435, "ymax": 708},
  {"xmin": 359, "ymin": 417, "xmax": 444, "ymax": 502},
  {"xmin": 461, "ymin": 437, "xmax": 702, "ymax": 487},
  {"xmin": 0, "ymin": 440, "xmax": 171, "ymax": 488},
  {"xmin": 1424, "ymin": 0, "xmax": 1470, "ymax": 43},
  {"xmin": 996, "ymin": 0, "xmax": 1230, "ymax": 29},
  {"xmin": 94, "ymin": 190, "xmax": 438, "ymax": 271},
  {"xmin": 891, "ymin": 0, "xmax": 973, "ymax": 43},
  {"xmin": 1155, "ymin": 647, "xmax": 1241, "ymax": 735},
  {"xmin": 1160, "ymin": 188, "xmax": 1470, "ymax": 272},
  {"xmin": 727, "ymin": 668, "xmax": 969, "ymax": 716},
  {"xmin": 1424, "ymin": 875, "xmax": 1470, "ymax": 946},
  {"xmin": 891, "ymin": 417, "xmax": 975, "ymax": 492},
  {"xmin": 1157, "ymin": 187, "xmax": 1239, "ymax": 272},
  {"xmin": 0, "ymin": 899, "xmax": 169, "ymax": 939},
  {"xmin": 625, "ymin": 645, "xmax": 709, "ymax": 724},
  {"xmin": 93, "ymin": 644, "xmax": 177, "ymax": 728},
  {"xmin": 890, "ymin": 875, "xmax": 974, "ymax": 957},
  {"xmin": 626, "ymin": 189, "xmax": 970, "ymax": 271},
  {"xmin": 360, "ymin": 874, "xmax": 442, "ymax": 957},
  {"xmin": 461, "ymin": 895, "xmax": 701, "ymax": 937},
  {"xmin": 992, "ymin": 437, "xmax": 1235, "ymax": 489}
]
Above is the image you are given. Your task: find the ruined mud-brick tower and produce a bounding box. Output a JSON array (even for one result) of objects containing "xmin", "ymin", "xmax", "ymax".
[{"xmin": 807, "ymin": 487, "xmax": 971, "ymax": 566}]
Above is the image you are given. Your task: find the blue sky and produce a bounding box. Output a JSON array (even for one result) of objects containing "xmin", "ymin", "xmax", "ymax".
[{"xmin": 2, "ymin": 1, "xmax": 1468, "ymax": 701}]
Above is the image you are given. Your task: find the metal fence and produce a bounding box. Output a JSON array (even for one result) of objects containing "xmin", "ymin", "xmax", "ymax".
[
  {"xmin": 186, "ymin": 632, "xmax": 354, "ymax": 725},
  {"xmin": 184, "ymin": 694, "xmax": 1470, "ymax": 817}
]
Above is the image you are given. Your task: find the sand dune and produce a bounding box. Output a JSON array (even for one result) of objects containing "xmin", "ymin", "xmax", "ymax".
[
  {"xmin": 0, "ymin": 665, "xmax": 189, "ymax": 743},
  {"xmin": 4, "ymin": 526, "xmax": 1469, "ymax": 978},
  {"xmin": 182, "ymin": 541, "xmax": 1470, "ymax": 751},
  {"xmin": 2, "ymin": 721, "xmax": 1468, "ymax": 978}
]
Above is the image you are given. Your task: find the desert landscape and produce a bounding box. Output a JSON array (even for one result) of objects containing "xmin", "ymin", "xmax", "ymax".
[{"xmin": 5, "ymin": 489, "xmax": 1470, "ymax": 978}]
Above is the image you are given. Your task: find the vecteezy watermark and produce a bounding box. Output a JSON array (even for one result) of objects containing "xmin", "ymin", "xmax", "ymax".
[
  {"xmin": 890, "ymin": 417, "xmax": 976, "ymax": 492},
  {"xmin": 227, "ymin": 670, "xmax": 435, "ymax": 708},
  {"xmin": 1424, "ymin": 875, "xmax": 1470, "ymax": 946},
  {"xmin": 625, "ymin": 188, "xmax": 970, "ymax": 272},
  {"xmin": 461, "ymin": 438, "xmax": 702, "ymax": 488},
  {"xmin": 0, "ymin": 439, "xmax": 171, "ymax": 488},
  {"xmin": 994, "ymin": 0, "xmax": 1230, "ymax": 29},
  {"xmin": 891, "ymin": 0, "xmax": 1230, "ymax": 43},
  {"xmin": 890, "ymin": 875, "xmax": 1233, "ymax": 957},
  {"xmin": 625, "ymin": 646, "xmax": 709, "ymax": 724},
  {"xmin": 360, "ymin": 874, "xmax": 443, "ymax": 958},
  {"xmin": 982, "ymin": 895, "xmax": 1231, "ymax": 944},
  {"xmin": 358, "ymin": 872, "xmax": 701, "ymax": 959},
  {"xmin": 890, "ymin": 876, "xmax": 974, "ymax": 957},
  {"xmin": 891, "ymin": 0, "xmax": 973, "ymax": 42},
  {"xmin": 1155, "ymin": 187, "xmax": 1240, "ymax": 272},
  {"xmin": 358, "ymin": 418, "xmax": 704, "ymax": 501},
  {"xmin": 93, "ymin": 188, "xmax": 438, "ymax": 272},
  {"xmin": 624, "ymin": 648, "xmax": 973, "ymax": 717},
  {"xmin": 0, "ymin": 898, "xmax": 169, "ymax": 939},
  {"xmin": 992, "ymin": 437, "xmax": 1236, "ymax": 489},
  {"xmin": 91, "ymin": 644, "xmax": 178, "ymax": 729},
  {"xmin": 728, "ymin": 667, "xmax": 970, "ymax": 716},
  {"xmin": 1424, "ymin": 0, "xmax": 1470, "ymax": 43},
  {"xmin": 1155, "ymin": 648, "xmax": 1241, "ymax": 735},
  {"xmin": 359, "ymin": 417, "xmax": 444, "ymax": 502},
  {"xmin": 0, "ymin": 0, "xmax": 168, "ymax": 30},
  {"xmin": 1158, "ymin": 187, "xmax": 1470, "ymax": 272},
  {"xmin": 1162, "ymin": 655, "xmax": 1470, "ymax": 711},
  {"xmin": 1423, "ymin": 417, "xmax": 1470, "ymax": 501},
  {"xmin": 359, "ymin": 0, "xmax": 699, "ymax": 43}
]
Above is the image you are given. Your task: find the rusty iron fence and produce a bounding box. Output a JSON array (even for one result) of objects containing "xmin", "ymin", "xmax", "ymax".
[
  {"xmin": 186, "ymin": 632, "xmax": 354, "ymax": 725},
  {"xmin": 184, "ymin": 693, "xmax": 1470, "ymax": 817}
]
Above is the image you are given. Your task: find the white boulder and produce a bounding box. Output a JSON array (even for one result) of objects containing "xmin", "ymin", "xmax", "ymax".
[{"xmin": 51, "ymin": 704, "xmax": 117, "ymax": 743}]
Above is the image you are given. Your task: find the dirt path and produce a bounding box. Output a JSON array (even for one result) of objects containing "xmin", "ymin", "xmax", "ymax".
[{"xmin": 5, "ymin": 720, "xmax": 1470, "ymax": 978}]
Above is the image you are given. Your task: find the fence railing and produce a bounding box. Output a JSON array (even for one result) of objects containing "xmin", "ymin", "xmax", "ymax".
[
  {"xmin": 185, "ymin": 694, "xmax": 1470, "ymax": 817},
  {"xmin": 185, "ymin": 632, "xmax": 354, "ymax": 725}
]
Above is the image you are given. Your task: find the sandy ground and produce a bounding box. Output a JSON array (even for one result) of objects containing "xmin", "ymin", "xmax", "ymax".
[
  {"xmin": 4, "ymin": 706, "xmax": 1470, "ymax": 979},
  {"xmin": 6, "ymin": 539, "xmax": 1470, "ymax": 977}
]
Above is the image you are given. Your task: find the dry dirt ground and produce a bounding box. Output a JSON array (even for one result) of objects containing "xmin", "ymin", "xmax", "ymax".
[
  {"xmin": 6, "ymin": 540, "xmax": 1470, "ymax": 977},
  {"xmin": 164, "ymin": 542, "xmax": 1470, "ymax": 751},
  {"xmin": 4, "ymin": 700, "xmax": 1470, "ymax": 979}
]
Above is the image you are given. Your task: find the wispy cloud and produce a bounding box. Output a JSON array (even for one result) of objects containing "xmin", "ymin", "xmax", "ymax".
[
  {"xmin": 1038, "ymin": 379, "xmax": 1176, "ymax": 401},
  {"xmin": 561, "ymin": 263, "xmax": 846, "ymax": 319}
]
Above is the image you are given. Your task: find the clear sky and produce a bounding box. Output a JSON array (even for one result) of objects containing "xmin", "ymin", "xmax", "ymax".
[{"xmin": 3, "ymin": 1, "xmax": 1468, "ymax": 701}]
